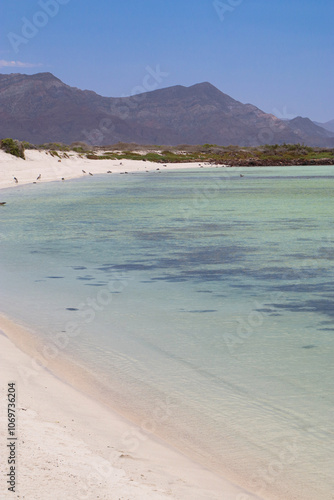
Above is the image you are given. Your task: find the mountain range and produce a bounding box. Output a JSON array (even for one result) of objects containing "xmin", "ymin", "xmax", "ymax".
[{"xmin": 0, "ymin": 72, "xmax": 333, "ymax": 147}]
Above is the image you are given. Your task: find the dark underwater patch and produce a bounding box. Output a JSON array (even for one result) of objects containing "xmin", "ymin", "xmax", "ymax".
[
  {"xmin": 187, "ymin": 310, "xmax": 217, "ymax": 313},
  {"xmin": 97, "ymin": 263, "xmax": 156, "ymax": 272},
  {"xmin": 84, "ymin": 283, "xmax": 106, "ymax": 287},
  {"xmin": 133, "ymin": 230, "xmax": 174, "ymax": 241},
  {"xmin": 268, "ymin": 299, "xmax": 334, "ymax": 319},
  {"xmin": 269, "ymin": 282, "xmax": 334, "ymax": 293}
]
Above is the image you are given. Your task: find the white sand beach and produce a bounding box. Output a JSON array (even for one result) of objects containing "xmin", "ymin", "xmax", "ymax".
[{"xmin": 0, "ymin": 149, "xmax": 216, "ymax": 191}]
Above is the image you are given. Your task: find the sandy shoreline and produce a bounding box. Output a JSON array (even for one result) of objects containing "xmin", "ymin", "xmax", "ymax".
[
  {"xmin": 0, "ymin": 313, "xmax": 260, "ymax": 500},
  {"xmin": 0, "ymin": 149, "xmax": 219, "ymax": 192}
]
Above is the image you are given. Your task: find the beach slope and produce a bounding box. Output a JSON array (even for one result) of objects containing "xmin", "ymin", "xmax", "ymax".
[{"xmin": 0, "ymin": 316, "xmax": 257, "ymax": 500}]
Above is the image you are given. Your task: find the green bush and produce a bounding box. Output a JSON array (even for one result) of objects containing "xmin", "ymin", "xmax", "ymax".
[
  {"xmin": 38, "ymin": 142, "xmax": 70, "ymax": 151},
  {"xmin": 49, "ymin": 150, "xmax": 60, "ymax": 158},
  {"xmin": 22, "ymin": 141, "xmax": 36, "ymax": 150},
  {"xmin": 0, "ymin": 138, "xmax": 25, "ymax": 159},
  {"xmin": 71, "ymin": 142, "xmax": 90, "ymax": 153},
  {"xmin": 73, "ymin": 146, "xmax": 88, "ymax": 153}
]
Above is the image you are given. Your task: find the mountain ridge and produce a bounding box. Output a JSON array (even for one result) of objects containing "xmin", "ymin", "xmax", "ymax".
[
  {"xmin": 0, "ymin": 72, "xmax": 333, "ymax": 147},
  {"xmin": 314, "ymin": 119, "xmax": 334, "ymax": 134}
]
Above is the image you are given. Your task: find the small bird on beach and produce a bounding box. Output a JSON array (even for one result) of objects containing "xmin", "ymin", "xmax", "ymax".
[
  {"xmin": 82, "ymin": 170, "xmax": 86, "ymax": 174},
  {"xmin": 240, "ymin": 174, "xmax": 244, "ymax": 178},
  {"xmin": 0, "ymin": 202, "xmax": 6, "ymax": 206},
  {"xmin": 107, "ymin": 171, "xmax": 112, "ymax": 174},
  {"xmin": 89, "ymin": 172, "xmax": 93, "ymax": 176},
  {"xmin": 36, "ymin": 174, "xmax": 41, "ymax": 180},
  {"xmin": 13, "ymin": 177, "xmax": 18, "ymax": 183},
  {"xmin": 61, "ymin": 177, "xmax": 65, "ymax": 181}
]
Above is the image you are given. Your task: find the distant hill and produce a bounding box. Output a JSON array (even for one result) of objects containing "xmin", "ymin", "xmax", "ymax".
[
  {"xmin": 0, "ymin": 72, "xmax": 333, "ymax": 147},
  {"xmin": 314, "ymin": 119, "xmax": 334, "ymax": 134},
  {"xmin": 287, "ymin": 117, "xmax": 334, "ymax": 147}
]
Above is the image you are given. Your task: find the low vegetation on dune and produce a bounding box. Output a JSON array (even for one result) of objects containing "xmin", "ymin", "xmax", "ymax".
[
  {"xmin": 85, "ymin": 143, "xmax": 334, "ymax": 166},
  {"xmin": 1, "ymin": 138, "xmax": 334, "ymax": 165},
  {"xmin": 0, "ymin": 138, "xmax": 25, "ymax": 159}
]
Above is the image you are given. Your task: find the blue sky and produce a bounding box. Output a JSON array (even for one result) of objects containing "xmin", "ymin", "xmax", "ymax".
[{"xmin": 1, "ymin": 0, "xmax": 333, "ymax": 122}]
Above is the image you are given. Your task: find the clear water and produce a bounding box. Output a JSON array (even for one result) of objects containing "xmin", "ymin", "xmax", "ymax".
[{"xmin": 0, "ymin": 166, "xmax": 333, "ymax": 499}]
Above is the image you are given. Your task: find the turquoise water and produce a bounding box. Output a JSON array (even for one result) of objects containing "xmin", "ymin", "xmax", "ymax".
[{"xmin": 0, "ymin": 166, "xmax": 333, "ymax": 499}]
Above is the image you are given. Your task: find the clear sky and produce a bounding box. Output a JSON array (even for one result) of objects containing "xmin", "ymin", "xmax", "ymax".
[{"xmin": 1, "ymin": 0, "xmax": 333, "ymax": 122}]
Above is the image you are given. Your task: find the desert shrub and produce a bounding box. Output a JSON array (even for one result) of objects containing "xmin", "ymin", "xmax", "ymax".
[
  {"xmin": 105, "ymin": 142, "xmax": 139, "ymax": 151},
  {"xmin": 49, "ymin": 150, "xmax": 60, "ymax": 158},
  {"xmin": 22, "ymin": 141, "xmax": 36, "ymax": 150},
  {"xmin": 73, "ymin": 146, "xmax": 87, "ymax": 153},
  {"xmin": 305, "ymin": 151, "xmax": 334, "ymax": 160},
  {"xmin": 0, "ymin": 138, "xmax": 25, "ymax": 159},
  {"xmin": 120, "ymin": 152, "xmax": 143, "ymax": 160},
  {"xmin": 202, "ymin": 143, "xmax": 218, "ymax": 148},
  {"xmin": 87, "ymin": 153, "xmax": 118, "ymax": 160},
  {"xmin": 144, "ymin": 153, "xmax": 166, "ymax": 163},
  {"xmin": 39, "ymin": 142, "xmax": 70, "ymax": 151},
  {"xmin": 70, "ymin": 142, "xmax": 90, "ymax": 153}
]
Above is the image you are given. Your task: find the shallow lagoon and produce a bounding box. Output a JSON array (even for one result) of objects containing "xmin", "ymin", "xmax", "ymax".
[{"xmin": 0, "ymin": 166, "xmax": 333, "ymax": 499}]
